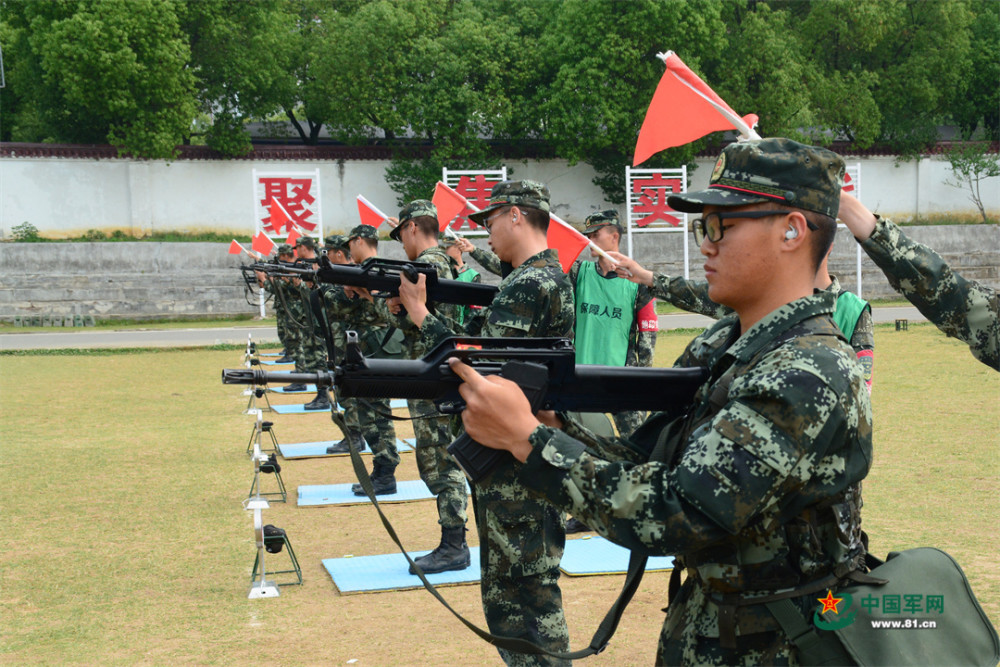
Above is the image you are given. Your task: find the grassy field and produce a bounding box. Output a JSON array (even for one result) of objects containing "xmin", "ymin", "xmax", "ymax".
[{"xmin": 1, "ymin": 323, "xmax": 997, "ymax": 665}]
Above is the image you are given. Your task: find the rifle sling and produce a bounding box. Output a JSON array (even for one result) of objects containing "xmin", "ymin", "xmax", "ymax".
[{"xmin": 347, "ymin": 441, "xmax": 648, "ymax": 660}]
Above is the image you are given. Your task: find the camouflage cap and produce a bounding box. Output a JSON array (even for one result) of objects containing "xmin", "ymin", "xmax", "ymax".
[
  {"xmin": 348, "ymin": 224, "xmax": 379, "ymax": 242},
  {"xmin": 667, "ymin": 138, "xmax": 845, "ymax": 218},
  {"xmin": 294, "ymin": 236, "xmax": 317, "ymax": 250},
  {"xmin": 438, "ymin": 232, "xmax": 459, "ymax": 248},
  {"xmin": 468, "ymin": 180, "xmax": 550, "ymax": 224},
  {"xmin": 323, "ymin": 234, "xmax": 350, "ymax": 251},
  {"xmin": 390, "ymin": 200, "xmax": 437, "ymax": 241},
  {"xmin": 583, "ymin": 209, "xmax": 621, "ymax": 235},
  {"xmin": 276, "ymin": 244, "xmax": 294, "ymax": 256}
]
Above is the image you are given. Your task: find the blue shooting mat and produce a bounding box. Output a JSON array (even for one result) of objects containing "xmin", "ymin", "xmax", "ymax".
[
  {"xmin": 258, "ymin": 352, "xmax": 284, "ymax": 357},
  {"xmin": 560, "ymin": 535, "xmax": 674, "ymax": 576},
  {"xmin": 278, "ymin": 438, "xmax": 415, "ymax": 459},
  {"xmin": 272, "ymin": 399, "xmax": 408, "ymax": 414},
  {"xmin": 322, "ymin": 547, "xmax": 482, "ymax": 594},
  {"xmin": 298, "ymin": 478, "xmax": 469, "ymax": 507},
  {"xmin": 270, "ymin": 384, "xmax": 317, "ymax": 394},
  {"xmin": 271, "ymin": 404, "xmax": 334, "ymax": 415},
  {"xmin": 260, "ymin": 359, "xmax": 294, "ymax": 366}
]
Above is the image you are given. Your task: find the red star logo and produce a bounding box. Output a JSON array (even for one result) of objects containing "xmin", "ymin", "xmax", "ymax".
[{"xmin": 817, "ymin": 590, "xmax": 843, "ymax": 614}]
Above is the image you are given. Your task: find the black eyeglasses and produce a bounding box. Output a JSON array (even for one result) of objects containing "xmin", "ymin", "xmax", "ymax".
[
  {"xmin": 483, "ymin": 208, "xmax": 509, "ymax": 235},
  {"xmin": 691, "ymin": 210, "xmax": 791, "ymax": 245}
]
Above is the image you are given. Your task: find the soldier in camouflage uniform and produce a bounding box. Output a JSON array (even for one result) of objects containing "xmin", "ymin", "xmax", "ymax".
[
  {"xmin": 570, "ymin": 209, "xmax": 658, "ymax": 438},
  {"xmin": 450, "ymin": 141, "xmax": 873, "ymax": 665},
  {"xmin": 290, "ymin": 236, "xmax": 330, "ymax": 410},
  {"xmin": 321, "ymin": 225, "xmax": 403, "ymax": 494},
  {"xmin": 382, "ymin": 201, "xmax": 471, "ymax": 571},
  {"xmin": 839, "ymin": 191, "xmax": 999, "ymax": 371},
  {"xmin": 257, "ymin": 245, "xmax": 298, "ymax": 365},
  {"xmin": 399, "ymin": 181, "xmax": 575, "ymax": 666},
  {"xmin": 317, "ymin": 234, "xmax": 369, "ymax": 452}
]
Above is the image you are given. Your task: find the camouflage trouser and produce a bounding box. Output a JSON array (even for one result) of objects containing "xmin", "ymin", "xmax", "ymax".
[
  {"xmin": 282, "ymin": 323, "xmax": 301, "ymax": 361},
  {"xmin": 294, "ymin": 329, "xmax": 326, "ymax": 373},
  {"xmin": 337, "ymin": 395, "xmax": 364, "ymax": 434},
  {"xmin": 354, "ymin": 397, "xmax": 399, "ymax": 468},
  {"xmin": 612, "ymin": 409, "xmax": 648, "ymax": 440},
  {"xmin": 409, "ymin": 398, "xmax": 466, "ymax": 529},
  {"xmin": 475, "ymin": 462, "xmax": 570, "ymax": 667}
]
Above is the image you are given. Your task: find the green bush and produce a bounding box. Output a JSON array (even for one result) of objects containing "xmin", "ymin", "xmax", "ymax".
[{"xmin": 11, "ymin": 222, "xmax": 40, "ymax": 242}]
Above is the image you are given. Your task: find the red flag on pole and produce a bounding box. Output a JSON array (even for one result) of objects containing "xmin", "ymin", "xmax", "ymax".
[
  {"xmin": 633, "ymin": 51, "xmax": 761, "ymax": 166},
  {"xmin": 268, "ymin": 197, "xmax": 294, "ymax": 233},
  {"xmin": 433, "ymin": 181, "xmax": 474, "ymax": 231},
  {"xmin": 357, "ymin": 194, "xmax": 389, "ymax": 227},
  {"xmin": 228, "ymin": 240, "xmax": 243, "ymax": 255},
  {"xmin": 252, "ymin": 231, "xmax": 275, "ymax": 256},
  {"xmin": 547, "ymin": 215, "xmax": 591, "ymax": 273}
]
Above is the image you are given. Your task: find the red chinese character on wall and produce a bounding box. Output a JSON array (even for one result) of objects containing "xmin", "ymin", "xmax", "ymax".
[
  {"xmin": 259, "ymin": 177, "xmax": 317, "ymax": 233},
  {"xmin": 451, "ymin": 175, "xmax": 501, "ymax": 230},
  {"xmin": 631, "ymin": 174, "xmax": 683, "ymax": 227}
]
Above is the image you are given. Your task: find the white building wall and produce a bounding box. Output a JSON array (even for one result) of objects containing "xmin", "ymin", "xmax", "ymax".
[{"xmin": 0, "ymin": 152, "xmax": 996, "ymax": 238}]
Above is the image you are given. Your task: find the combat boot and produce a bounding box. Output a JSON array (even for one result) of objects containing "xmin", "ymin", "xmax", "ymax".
[
  {"xmin": 284, "ymin": 383, "xmax": 307, "ymax": 393},
  {"xmin": 352, "ymin": 462, "xmax": 397, "ymax": 496},
  {"xmin": 325, "ymin": 430, "xmax": 367, "ymax": 454},
  {"xmin": 304, "ymin": 387, "xmax": 331, "ymax": 410},
  {"xmin": 408, "ymin": 526, "xmax": 470, "ymax": 575}
]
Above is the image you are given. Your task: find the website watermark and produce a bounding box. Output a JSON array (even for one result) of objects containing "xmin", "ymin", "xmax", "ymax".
[{"xmin": 813, "ymin": 590, "xmax": 944, "ymax": 631}]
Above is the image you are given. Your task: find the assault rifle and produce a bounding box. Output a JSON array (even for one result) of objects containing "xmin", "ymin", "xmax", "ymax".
[
  {"xmin": 313, "ymin": 256, "xmax": 498, "ymax": 307},
  {"xmin": 239, "ymin": 260, "xmax": 318, "ymax": 294},
  {"xmin": 222, "ymin": 333, "xmax": 707, "ymax": 481}
]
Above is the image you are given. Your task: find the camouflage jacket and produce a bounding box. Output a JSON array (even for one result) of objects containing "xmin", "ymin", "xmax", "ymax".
[
  {"xmin": 569, "ymin": 259, "xmax": 657, "ymax": 368},
  {"xmin": 516, "ymin": 291, "xmax": 873, "ymax": 662},
  {"xmin": 860, "ymin": 217, "xmax": 999, "ymax": 371},
  {"xmin": 387, "ymin": 246, "xmax": 458, "ymax": 359},
  {"xmin": 420, "ymin": 248, "xmax": 573, "ymax": 346}
]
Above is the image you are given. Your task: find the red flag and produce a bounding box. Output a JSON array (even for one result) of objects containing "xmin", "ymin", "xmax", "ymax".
[
  {"xmin": 228, "ymin": 240, "xmax": 243, "ymax": 255},
  {"xmin": 433, "ymin": 182, "xmax": 473, "ymax": 231},
  {"xmin": 252, "ymin": 231, "xmax": 275, "ymax": 256},
  {"xmin": 547, "ymin": 215, "xmax": 590, "ymax": 273},
  {"xmin": 357, "ymin": 194, "xmax": 389, "ymax": 227},
  {"xmin": 633, "ymin": 51, "xmax": 760, "ymax": 166},
  {"xmin": 268, "ymin": 197, "xmax": 294, "ymax": 233},
  {"xmin": 286, "ymin": 229, "xmax": 301, "ymax": 248}
]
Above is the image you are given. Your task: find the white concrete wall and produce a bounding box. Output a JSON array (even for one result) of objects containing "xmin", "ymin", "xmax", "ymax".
[{"xmin": 1, "ymin": 152, "xmax": 997, "ymax": 239}]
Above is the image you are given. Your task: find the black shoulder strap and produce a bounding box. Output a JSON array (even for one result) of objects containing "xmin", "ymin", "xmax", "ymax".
[{"xmin": 346, "ymin": 440, "xmax": 648, "ymax": 660}]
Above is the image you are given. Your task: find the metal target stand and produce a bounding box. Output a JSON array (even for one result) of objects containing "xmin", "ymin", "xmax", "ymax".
[{"xmin": 247, "ymin": 410, "xmax": 286, "ymax": 502}]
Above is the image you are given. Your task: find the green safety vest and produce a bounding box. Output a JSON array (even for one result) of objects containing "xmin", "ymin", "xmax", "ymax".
[
  {"xmin": 454, "ymin": 265, "xmax": 480, "ymax": 327},
  {"xmin": 833, "ymin": 290, "xmax": 869, "ymax": 342},
  {"xmin": 574, "ymin": 262, "xmax": 637, "ymax": 366}
]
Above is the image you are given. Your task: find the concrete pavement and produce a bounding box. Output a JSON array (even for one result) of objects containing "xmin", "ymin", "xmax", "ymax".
[{"xmin": 0, "ymin": 306, "xmax": 927, "ymax": 351}]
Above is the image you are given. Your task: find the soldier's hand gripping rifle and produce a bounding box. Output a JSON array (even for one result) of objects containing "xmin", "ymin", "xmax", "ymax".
[{"xmin": 223, "ymin": 333, "xmax": 708, "ymax": 482}]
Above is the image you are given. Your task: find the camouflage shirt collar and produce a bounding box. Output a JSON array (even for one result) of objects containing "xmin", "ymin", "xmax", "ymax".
[
  {"xmin": 416, "ymin": 245, "xmax": 449, "ymax": 262},
  {"xmin": 726, "ymin": 290, "xmax": 838, "ymax": 363},
  {"xmin": 826, "ymin": 274, "xmax": 842, "ymax": 295},
  {"xmin": 502, "ymin": 249, "xmax": 561, "ymax": 286}
]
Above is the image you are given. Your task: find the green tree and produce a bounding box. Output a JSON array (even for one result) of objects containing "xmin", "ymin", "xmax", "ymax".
[
  {"xmin": 537, "ymin": 0, "xmax": 726, "ymax": 203},
  {"xmin": 5, "ymin": 0, "xmax": 196, "ymax": 158},
  {"xmin": 178, "ymin": 0, "xmax": 300, "ymax": 155},
  {"xmin": 951, "ymin": 0, "xmax": 999, "ymax": 141},
  {"xmin": 945, "ymin": 142, "xmax": 1000, "ymax": 223}
]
